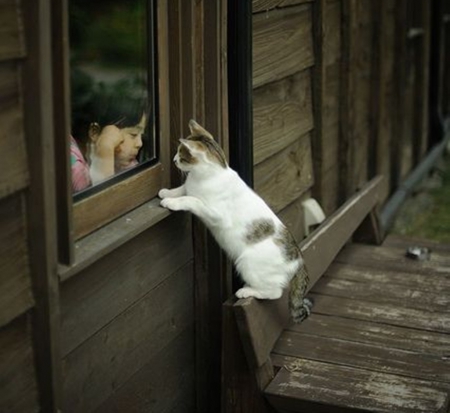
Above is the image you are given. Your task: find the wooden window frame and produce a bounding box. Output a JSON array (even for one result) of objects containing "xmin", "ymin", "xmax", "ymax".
[{"xmin": 53, "ymin": 0, "xmax": 170, "ymax": 263}]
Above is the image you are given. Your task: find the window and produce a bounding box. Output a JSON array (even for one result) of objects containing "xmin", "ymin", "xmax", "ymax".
[
  {"xmin": 69, "ymin": 0, "xmax": 157, "ymax": 198},
  {"xmin": 53, "ymin": 0, "xmax": 170, "ymax": 246}
]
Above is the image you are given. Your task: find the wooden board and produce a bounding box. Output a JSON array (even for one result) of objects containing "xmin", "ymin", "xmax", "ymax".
[
  {"xmin": 0, "ymin": 194, "xmax": 33, "ymax": 328},
  {"xmin": 277, "ymin": 193, "xmax": 309, "ymax": 243},
  {"xmin": 0, "ymin": 315, "xmax": 39, "ymax": 413},
  {"xmin": 61, "ymin": 213, "xmax": 193, "ymax": 356},
  {"xmin": 253, "ymin": 0, "xmax": 314, "ymax": 14},
  {"xmin": 383, "ymin": 234, "xmax": 450, "ymax": 254},
  {"xmin": 335, "ymin": 244, "xmax": 450, "ymax": 277},
  {"xmin": 0, "ymin": 0, "xmax": 26, "ymax": 61},
  {"xmin": 287, "ymin": 313, "xmax": 450, "ymax": 356},
  {"xmin": 253, "ymin": 69, "xmax": 314, "ymax": 165},
  {"xmin": 308, "ymin": 293, "xmax": 450, "ymax": 334},
  {"xmin": 255, "ymin": 133, "xmax": 313, "ymax": 213},
  {"xmin": 265, "ymin": 361, "xmax": 449, "ymax": 413},
  {"xmin": 62, "ymin": 262, "xmax": 195, "ymax": 413},
  {"xmin": 94, "ymin": 327, "xmax": 195, "ymax": 413},
  {"xmin": 0, "ymin": 62, "xmax": 29, "ymax": 199},
  {"xmin": 253, "ymin": 5, "xmax": 314, "ymax": 88}
]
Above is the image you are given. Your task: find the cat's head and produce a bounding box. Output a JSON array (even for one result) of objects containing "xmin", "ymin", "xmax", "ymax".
[{"xmin": 174, "ymin": 120, "xmax": 227, "ymax": 172}]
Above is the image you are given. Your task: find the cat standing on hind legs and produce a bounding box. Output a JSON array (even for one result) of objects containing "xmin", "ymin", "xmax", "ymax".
[{"xmin": 159, "ymin": 120, "xmax": 312, "ymax": 323}]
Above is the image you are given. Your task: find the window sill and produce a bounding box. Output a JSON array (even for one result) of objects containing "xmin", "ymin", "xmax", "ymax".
[{"xmin": 58, "ymin": 197, "xmax": 171, "ymax": 282}]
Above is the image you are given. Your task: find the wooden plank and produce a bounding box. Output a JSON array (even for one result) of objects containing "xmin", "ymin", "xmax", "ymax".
[
  {"xmin": 340, "ymin": 0, "xmax": 376, "ymax": 197},
  {"xmin": 265, "ymin": 361, "xmax": 449, "ymax": 413},
  {"xmin": 61, "ymin": 213, "xmax": 192, "ymax": 356},
  {"xmin": 325, "ymin": 262, "xmax": 450, "ymax": 295},
  {"xmin": 335, "ymin": 244, "xmax": 450, "ymax": 277},
  {"xmin": 308, "ymin": 293, "xmax": 450, "ymax": 333},
  {"xmin": 0, "ymin": 63, "xmax": 29, "ymax": 199},
  {"xmin": 233, "ymin": 177, "xmax": 383, "ymax": 369},
  {"xmin": 0, "ymin": 0, "xmax": 26, "ymax": 61},
  {"xmin": 288, "ymin": 313, "xmax": 450, "ymax": 356},
  {"xmin": 62, "ymin": 262, "xmax": 195, "ymax": 413},
  {"xmin": 254, "ymin": 133, "xmax": 313, "ymax": 213},
  {"xmin": 94, "ymin": 327, "xmax": 195, "ymax": 413},
  {"xmin": 0, "ymin": 315, "xmax": 39, "ymax": 413},
  {"xmin": 273, "ymin": 329, "xmax": 450, "ymax": 383},
  {"xmin": 0, "ymin": 195, "xmax": 33, "ymax": 328},
  {"xmin": 73, "ymin": 163, "xmax": 163, "ymax": 240},
  {"xmin": 253, "ymin": 70, "xmax": 313, "ymax": 165},
  {"xmin": 313, "ymin": 273, "xmax": 450, "ymax": 313},
  {"xmin": 222, "ymin": 300, "xmax": 276, "ymax": 413},
  {"xmin": 253, "ymin": 0, "xmax": 313, "ymax": 14},
  {"xmin": 277, "ymin": 193, "xmax": 309, "ymax": 243},
  {"xmin": 253, "ymin": 5, "xmax": 314, "ymax": 89},
  {"xmin": 383, "ymin": 234, "xmax": 450, "ymax": 253}
]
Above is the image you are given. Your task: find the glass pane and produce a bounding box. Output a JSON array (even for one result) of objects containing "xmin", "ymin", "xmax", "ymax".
[{"xmin": 69, "ymin": 0, "xmax": 155, "ymax": 196}]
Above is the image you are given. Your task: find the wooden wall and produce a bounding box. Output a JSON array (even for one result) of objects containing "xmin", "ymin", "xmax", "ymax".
[
  {"xmin": 253, "ymin": 0, "xmax": 436, "ymax": 227},
  {"xmin": 0, "ymin": 1, "xmax": 39, "ymax": 412}
]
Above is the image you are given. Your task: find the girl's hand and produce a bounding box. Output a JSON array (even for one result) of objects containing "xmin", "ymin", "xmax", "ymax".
[{"xmin": 95, "ymin": 125, "xmax": 124, "ymax": 151}]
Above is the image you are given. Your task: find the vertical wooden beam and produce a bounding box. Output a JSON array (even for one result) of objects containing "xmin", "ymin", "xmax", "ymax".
[{"xmin": 22, "ymin": 0, "xmax": 62, "ymax": 411}]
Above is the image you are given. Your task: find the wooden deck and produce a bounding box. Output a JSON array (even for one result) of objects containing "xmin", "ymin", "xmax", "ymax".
[{"xmin": 265, "ymin": 234, "xmax": 450, "ymax": 413}]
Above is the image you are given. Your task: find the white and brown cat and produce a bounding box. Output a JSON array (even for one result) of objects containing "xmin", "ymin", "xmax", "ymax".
[{"xmin": 159, "ymin": 120, "xmax": 312, "ymax": 322}]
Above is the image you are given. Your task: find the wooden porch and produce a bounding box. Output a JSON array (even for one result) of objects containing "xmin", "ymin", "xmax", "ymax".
[{"xmin": 267, "ymin": 234, "xmax": 450, "ymax": 412}]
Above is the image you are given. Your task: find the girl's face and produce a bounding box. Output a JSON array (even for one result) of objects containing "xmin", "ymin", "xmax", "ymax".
[{"xmin": 114, "ymin": 113, "xmax": 146, "ymax": 170}]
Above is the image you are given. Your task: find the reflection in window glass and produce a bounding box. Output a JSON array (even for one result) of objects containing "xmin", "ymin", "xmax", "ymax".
[{"xmin": 69, "ymin": 0, "xmax": 155, "ymax": 195}]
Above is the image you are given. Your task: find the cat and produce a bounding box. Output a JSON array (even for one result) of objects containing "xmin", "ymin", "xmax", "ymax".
[{"xmin": 159, "ymin": 120, "xmax": 312, "ymax": 323}]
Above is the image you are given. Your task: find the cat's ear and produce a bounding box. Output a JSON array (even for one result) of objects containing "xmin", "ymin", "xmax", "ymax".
[{"xmin": 189, "ymin": 119, "xmax": 214, "ymax": 140}]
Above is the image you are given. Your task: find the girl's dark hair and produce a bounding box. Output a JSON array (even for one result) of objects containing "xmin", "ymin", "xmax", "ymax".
[{"xmin": 71, "ymin": 69, "xmax": 149, "ymax": 141}]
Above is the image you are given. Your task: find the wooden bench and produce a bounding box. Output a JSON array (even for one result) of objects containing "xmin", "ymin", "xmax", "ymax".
[{"xmin": 222, "ymin": 176, "xmax": 450, "ymax": 413}]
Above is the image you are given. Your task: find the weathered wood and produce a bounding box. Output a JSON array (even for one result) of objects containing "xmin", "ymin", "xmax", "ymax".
[
  {"xmin": 0, "ymin": 195, "xmax": 33, "ymax": 328},
  {"xmin": 277, "ymin": 193, "xmax": 309, "ymax": 243},
  {"xmin": 255, "ymin": 133, "xmax": 313, "ymax": 213},
  {"xmin": 273, "ymin": 329, "xmax": 450, "ymax": 383},
  {"xmin": 336, "ymin": 243, "xmax": 450, "ymax": 277},
  {"xmin": 314, "ymin": 274, "xmax": 450, "ymax": 313},
  {"xmin": 0, "ymin": 0, "xmax": 26, "ymax": 61},
  {"xmin": 62, "ymin": 262, "xmax": 195, "ymax": 413},
  {"xmin": 253, "ymin": 5, "xmax": 314, "ymax": 88},
  {"xmin": 0, "ymin": 315, "xmax": 39, "ymax": 413},
  {"xmin": 94, "ymin": 327, "xmax": 195, "ymax": 413},
  {"xmin": 61, "ymin": 213, "xmax": 193, "ymax": 356},
  {"xmin": 383, "ymin": 234, "xmax": 450, "ymax": 253},
  {"xmin": 0, "ymin": 63, "xmax": 29, "ymax": 199},
  {"xmin": 325, "ymin": 262, "xmax": 450, "ymax": 295},
  {"xmin": 222, "ymin": 300, "xmax": 276, "ymax": 413},
  {"xmin": 265, "ymin": 361, "xmax": 449, "ymax": 413},
  {"xmin": 253, "ymin": 0, "xmax": 313, "ymax": 14},
  {"xmin": 340, "ymin": 0, "xmax": 376, "ymax": 198},
  {"xmin": 73, "ymin": 163, "xmax": 163, "ymax": 239},
  {"xmin": 287, "ymin": 313, "xmax": 450, "ymax": 356},
  {"xmin": 308, "ymin": 293, "xmax": 450, "ymax": 333},
  {"xmin": 253, "ymin": 70, "xmax": 313, "ymax": 165}
]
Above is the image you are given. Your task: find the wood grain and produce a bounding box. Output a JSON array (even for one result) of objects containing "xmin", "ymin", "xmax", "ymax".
[
  {"xmin": 253, "ymin": 0, "xmax": 314, "ymax": 14},
  {"xmin": 253, "ymin": 70, "xmax": 313, "ymax": 165},
  {"xmin": 277, "ymin": 193, "xmax": 309, "ymax": 243},
  {"xmin": 62, "ymin": 262, "xmax": 195, "ymax": 413},
  {"xmin": 61, "ymin": 213, "xmax": 193, "ymax": 356},
  {"xmin": 0, "ymin": 195, "xmax": 33, "ymax": 328},
  {"xmin": 0, "ymin": 63, "xmax": 29, "ymax": 199},
  {"xmin": 253, "ymin": 5, "xmax": 314, "ymax": 88},
  {"xmin": 0, "ymin": 0, "xmax": 26, "ymax": 61},
  {"xmin": 255, "ymin": 133, "xmax": 313, "ymax": 213},
  {"xmin": 0, "ymin": 315, "xmax": 39, "ymax": 413},
  {"xmin": 94, "ymin": 326, "xmax": 195, "ymax": 413},
  {"xmin": 73, "ymin": 163, "xmax": 163, "ymax": 239},
  {"xmin": 266, "ymin": 361, "xmax": 449, "ymax": 413}
]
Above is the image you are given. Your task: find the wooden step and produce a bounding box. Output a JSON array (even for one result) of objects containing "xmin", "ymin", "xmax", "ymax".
[{"xmin": 264, "ymin": 359, "xmax": 449, "ymax": 413}]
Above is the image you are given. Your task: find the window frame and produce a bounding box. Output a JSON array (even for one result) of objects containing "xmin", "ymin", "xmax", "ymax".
[{"xmin": 53, "ymin": 0, "xmax": 170, "ymax": 263}]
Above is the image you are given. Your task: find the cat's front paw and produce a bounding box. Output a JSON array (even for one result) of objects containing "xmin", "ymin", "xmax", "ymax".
[
  {"xmin": 158, "ymin": 188, "xmax": 170, "ymax": 199},
  {"xmin": 235, "ymin": 287, "xmax": 264, "ymax": 300},
  {"xmin": 160, "ymin": 197, "xmax": 184, "ymax": 211}
]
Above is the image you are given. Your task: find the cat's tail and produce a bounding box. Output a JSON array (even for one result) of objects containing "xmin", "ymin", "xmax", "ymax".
[{"xmin": 289, "ymin": 264, "xmax": 313, "ymax": 323}]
